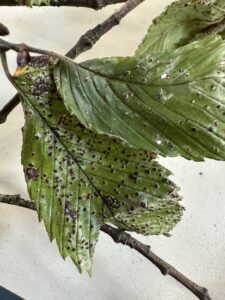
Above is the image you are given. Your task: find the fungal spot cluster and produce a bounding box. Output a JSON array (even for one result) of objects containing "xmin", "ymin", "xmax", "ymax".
[
  {"xmin": 103, "ymin": 195, "xmax": 120, "ymax": 209},
  {"xmin": 25, "ymin": 167, "xmax": 40, "ymax": 180},
  {"xmin": 31, "ymin": 75, "xmax": 51, "ymax": 96}
]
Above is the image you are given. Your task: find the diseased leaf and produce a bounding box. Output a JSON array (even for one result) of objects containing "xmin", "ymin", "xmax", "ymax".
[
  {"xmin": 104, "ymin": 186, "xmax": 183, "ymax": 235},
  {"xmin": 136, "ymin": 0, "xmax": 225, "ymax": 56},
  {"xmin": 54, "ymin": 36, "xmax": 225, "ymax": 161},
  {"xmin": 15, "ymin": 58, "xmax": 103, "ymax": 275},
  {"xmin": 12, "ymin": 55, "xmax": 183, "ymax": 273}
]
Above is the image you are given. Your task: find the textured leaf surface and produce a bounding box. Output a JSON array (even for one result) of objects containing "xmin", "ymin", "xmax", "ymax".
[
  {"xmin": 136, "ymin": 0, "xmax": 225, "ymax": 56},
  {"xmin": 54, "ymin": 36, "xmax": 225, "ymax": 161},
  {"xmin": 15, "ymin": 57, "xmax": 103, "ymax": 274},
  {"xmin": 13, "ymin": 56, "xmax": 183, "ymax": 273}
]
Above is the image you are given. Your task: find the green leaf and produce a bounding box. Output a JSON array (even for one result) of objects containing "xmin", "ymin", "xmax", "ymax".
[
  {"xmin": 136, "ymin": 0, "xmax": 225, "ymax": 56},
  {"xmin": 15, "ymin": 59, "xmax": 103, "ymax": 275},
  {"xmin": 12, "ymin": 55, "xmax": 183, "ymax": 273},
  {"xmin": 54, "ymin": 36, "xmax": 225, "ymax": 161}
]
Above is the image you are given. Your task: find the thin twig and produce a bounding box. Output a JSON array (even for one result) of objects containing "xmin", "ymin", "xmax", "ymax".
[
  {"xmin": 0, "ymin": 39, "xmax": 59, "ymax": 57},
  {"xmin": 0, "ymin": 0, "xmax": 144, "ymax": 123},
  {"xmin": 101, "ymin": 224, "xmax": 211, "ymax": 300},
  {"xmin": 0, "ymin": 94, "xmax": 20, "ymax": 124},
  {"xmin": 66, "ymin": 0, "xmax": 145, "ymax": 59},
  {"xmin": 0, "ymin": 0, "xmax": 127, "ymax": 8},
  {"xmin": 0, "ymin": 0, "xmax": 143, "ymax": 57},
  {"xmin": 0, "ymin": 194, "xmax": 36, "ymax": 210},
  {"xmin": 0, "ymin": 194, "xmax": 211, "ymax": 300}
]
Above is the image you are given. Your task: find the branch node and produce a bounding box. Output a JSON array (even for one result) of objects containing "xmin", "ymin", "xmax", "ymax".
[
  {"xmin": 201, "ymin": 288, "xmax": 211, "ymax": 300},
  {"xmin": 161, "ymin": 267, "xmax": 169, "ymax": 276},
  {"xmin": 17, "ymin": 44, "xmax": 31, "ymax": 67},
  {"xmin": 66, "ymin": 0, "xmax": 145, "ymax": 59},
  {"xmin": 112, "ymin": 14, "xmax": 121, "ymax": 25}
]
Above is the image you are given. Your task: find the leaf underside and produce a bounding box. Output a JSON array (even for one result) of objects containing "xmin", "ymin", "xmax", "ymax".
[
  {"xmin": 136, "ymin": 0, "xmax": 225, "ymax": 56},
  {"xmin": 54, "ymin": 36, "xmax": 225, "ymax": 161},
  {"xmin": 13, "ymin": 56, "xmax": 183, "ymax": 273}
]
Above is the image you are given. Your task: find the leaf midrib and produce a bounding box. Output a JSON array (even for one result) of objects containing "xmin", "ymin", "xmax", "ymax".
[
  {"xmin": 78, "ymin": 62, "xmax": 224, "ymax": 88},
  {"xmin": 19, "ymin": 88, "xmax": 114, "ymax": 218}
]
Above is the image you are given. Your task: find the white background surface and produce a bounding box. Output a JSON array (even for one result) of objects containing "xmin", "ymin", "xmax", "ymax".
[{"xmin": 0, "ymin": 1, "xmax": 225, "ymax": 299}]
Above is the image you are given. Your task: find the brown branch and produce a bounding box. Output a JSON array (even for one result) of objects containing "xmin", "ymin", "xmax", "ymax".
[
  {"xmin": 0, "ymin": 194, "xmax": 36, "ymax": 210},
  {"xmin": 0, "ymin": 94, "xmax": 20, "ymax": 124},
  {"xmin": 101, "ymin": 224, "xmax": 211, "ymax": 300},
  {"xmin": 0, "ymin": 194, "xmax": 211, "ymax": 300},
  {"xmin": 0, "ymin": 39, "xmax": 59, "ymax": 57},
  {"xmin": 66, "ymin": 0, "xmax": 145, "ymax": 59},
  {"xmin": 0, "ymin": 0, "xmax": 143, "ymax": 57},
  {"xmin": 0, "ymin": 0, "xmax": 144, "ymax": 122},
  {"xmin": 0, "ymin": 0, "xmax": 127, "ymax": 9}
]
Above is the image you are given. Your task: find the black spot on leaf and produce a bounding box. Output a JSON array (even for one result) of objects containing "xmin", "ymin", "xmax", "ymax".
[
  {"xmin": 25, "ymin": 167, "xmax": 40, "ymax": 180},
  {"xmin": 103, "ymin": 195, "xmax": 120, "ymax": 209}
]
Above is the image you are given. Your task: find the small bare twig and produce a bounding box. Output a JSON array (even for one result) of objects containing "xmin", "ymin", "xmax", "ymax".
[
  {"xmin": 0, "ymin": 0, "xmax": 127, "ymax": 9},
  {"xmin": 0, "ymin": 94, "xmax": 20, "ymax": 124},
  {"xmin": 0, "ymin": 194, "xmax": 36, "ymax": 209},
  {"xmin": 0, "ymin": 0, "xmax": 145, "ymax": 58},
  {"xmin": 0, "ymin": 38, "xmax": 59, "ymax": 57},
  {"xmin": 66, "ymin": 0, "xmax": 145, "ymax": 58},
  {"xmin": 0, "ymin": 0, "xmax": 142, "ymax": 57},
  {"xmin": 0, "ymin": 194, "xmax": 211, "ymax": 300},
  {"xmin": 0, "ymin": 0, "xmax": 145, "ymax": 123},
  {"xmin": 101, "ymin": 225, "xmax": 211, "ymax": 300}
]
